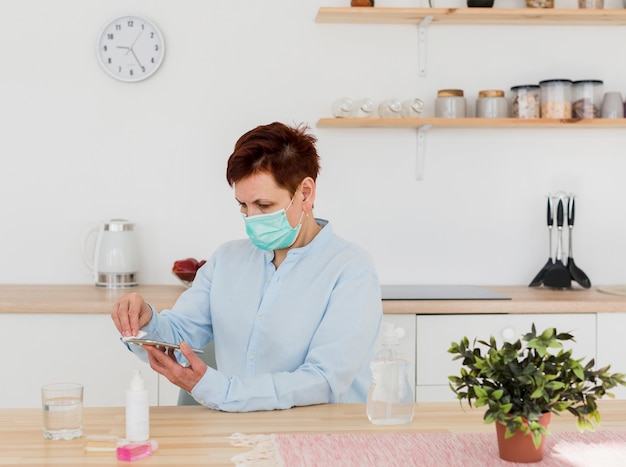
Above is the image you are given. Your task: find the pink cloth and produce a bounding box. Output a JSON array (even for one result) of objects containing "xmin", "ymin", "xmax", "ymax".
[{"xmin": 230, "ymin": 431, "xmax": 626, "ymax": 466}]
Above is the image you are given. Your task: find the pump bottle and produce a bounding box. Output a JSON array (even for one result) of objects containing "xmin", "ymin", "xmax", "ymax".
[
  {"xmin": 366, "ymin": 322, "xmax": 414, "ymax": 425},
  {"xmin": 126, "ymin": 369, "xmax": 149, "ymax": 442}
]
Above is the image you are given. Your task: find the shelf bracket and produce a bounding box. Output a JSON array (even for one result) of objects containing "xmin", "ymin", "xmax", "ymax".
[
  {"xmin": 416, "ymin": 124, "xmax": 431, "ymax": 181},
  {"xmin": 417, "ymin": 16, "xmax": 433, "ymax": 77}
]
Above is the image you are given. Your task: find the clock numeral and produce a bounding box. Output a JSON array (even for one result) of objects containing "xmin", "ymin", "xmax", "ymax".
[
  {"xmin": 117, "ymin": 66, "xmax": 122, "ymax": 73},
  {"xmin": 108, "ymin": 58, "xmax": 112, "ymax": 64},
  {"xmin": 150, "ymin": 32, "xmax": 154, "ymax": 38},
  {"xmin": 130, "ymin": 69, "xmax": 134, "ymax": 76},
  {"xmin": 151, "ymin": 57, "xmax": 155, "ymax": 64},
  {"xmin": 115, "ymin": 25, "xmax": 121, "ymax": 31},
  {"xmin": 154, "ymin": 45, "xmax": 159, "ymax": 51},
  {"xmin": 103, "ymin": 45, "xmax": 108, "ymax": 52},
  {"xmin": 127, "ymin": 20, "xmax": 134, "ymax": 27},
  {"xmin": 141, "ymin": 66, "xmax": 146, "ymax": 73},
  {"xmin": 107, "ymin": 33, "xmax": 114, "ymax": 40}
]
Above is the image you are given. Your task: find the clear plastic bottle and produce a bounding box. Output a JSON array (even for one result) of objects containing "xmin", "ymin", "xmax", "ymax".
[
  {"xmin": 126, "ymin": 369, "xmax": 149, "ymax": 442},
  {"xmin": 366, "ymin": 323, "xmax": 414, "ymax": 425}
]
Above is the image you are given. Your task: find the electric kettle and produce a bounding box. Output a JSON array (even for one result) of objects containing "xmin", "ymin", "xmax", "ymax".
[{"xmin": 82, "ymin": 219, "xmax": 140, "ymax": 288}]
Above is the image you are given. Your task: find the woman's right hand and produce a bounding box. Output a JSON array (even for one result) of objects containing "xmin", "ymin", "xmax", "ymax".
[{"xmin": 111, "ymin": 293, "xmax": 153, "ymax": 337}]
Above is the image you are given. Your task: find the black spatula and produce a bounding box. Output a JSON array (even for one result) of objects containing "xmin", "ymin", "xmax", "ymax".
[
  {"xmin": 529, "ymin": 197, "xmax": 554, "ymax": 287},
  {"xmin": 567, "ymin": 196, "xmax": 591, "ymax": 289},
  {"xmin": 543, "ymin": 198, "xmax": 571, "ymax": 289}
]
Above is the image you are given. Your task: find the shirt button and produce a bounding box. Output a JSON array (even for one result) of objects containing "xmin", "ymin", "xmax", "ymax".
[
  {"xmin": 199, "ymin": 399, "xmax": 205, "ymax": 405},
  {"xmin": 258, "ymin": 314, "xmax": 263, "ymax": 320},
  {"xmin": 249, "ymin": 355, "xmax": 255, "ymax": 361}
]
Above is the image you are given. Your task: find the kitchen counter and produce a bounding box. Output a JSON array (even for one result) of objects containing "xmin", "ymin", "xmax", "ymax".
[
  {"xmin": 1, "ymin": 284, "xmax": 626, "ymax": 314},
  {"xmin": 2, "ymin": 401, "xmax": 625, "ymax": 465}
]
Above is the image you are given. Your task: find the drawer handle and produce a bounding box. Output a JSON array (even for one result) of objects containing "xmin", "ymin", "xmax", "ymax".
[{"xmin": 502, "ymin": 327, "xmax": 515, "ymax": 342}]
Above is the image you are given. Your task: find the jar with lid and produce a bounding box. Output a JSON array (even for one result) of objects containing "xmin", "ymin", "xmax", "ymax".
[
  {"xmin": 476, "ymin": 90, "xmax": 508, "ymax": 118},
  {"xmin": 435, "ymin": 89, "xmax": 466, "ymax": 118},
  {"xmin": 539, "ymin": 79, "xmax": 572, "ymax": 118},
  {"xmin": 378, "ymin": 99, "xmax": 402, "ymax": 118},
  {"xmin": 526, "ymin": 0, "xmax": 553, "ymax": 7},
  {"xmin": 571, "ymin": 80, "xmax": 603, "ymax": 118},
  {"xmin": 511, "ymin": 85, "xmax": 540, "ymax": 119}
]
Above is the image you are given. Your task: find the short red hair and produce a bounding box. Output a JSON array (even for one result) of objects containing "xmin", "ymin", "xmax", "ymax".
[{"xmin": 226, "ymin": 122, "xmax": 320, "ymax": 195}]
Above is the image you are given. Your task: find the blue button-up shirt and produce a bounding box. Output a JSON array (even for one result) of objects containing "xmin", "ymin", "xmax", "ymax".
[{"xmin": 138, "ymin": 220, "xmax": 382, "ymax": 412}]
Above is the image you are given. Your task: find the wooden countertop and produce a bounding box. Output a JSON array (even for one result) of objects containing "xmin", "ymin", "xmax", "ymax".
[
  {"xmin": 2, "ymin": 284, "xmax": 626, "ymax": 315},
  {"xmin": 2, "ymin": 401, "xmax": 625, "ymax": 465}
]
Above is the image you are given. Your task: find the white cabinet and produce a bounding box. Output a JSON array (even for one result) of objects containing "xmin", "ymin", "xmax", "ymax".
[
  {"xmin": 0, "ymin": 314, "xmax": 159, "ymax": 408},
  {"xmin": 415, "ymin": 313, "xmax": 597, "ymax": 402},
  {"xmin": 597, "ymin": 312, "xmax": 626, "ymax": 399}
]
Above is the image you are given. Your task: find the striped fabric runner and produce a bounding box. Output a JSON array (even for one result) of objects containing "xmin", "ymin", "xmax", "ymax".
[{"xmin": 230, "ymin": 430, "xmax": 626, "ymax": 466}]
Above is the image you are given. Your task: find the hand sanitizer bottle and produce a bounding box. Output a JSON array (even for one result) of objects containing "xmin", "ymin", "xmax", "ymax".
[
  {"xmin": 366, "ymin": 322, "xmax": 414, "ymax": 424},
  {"xmin": 126, "ymin": 369, "xmax": 149, "ymax": 442}
]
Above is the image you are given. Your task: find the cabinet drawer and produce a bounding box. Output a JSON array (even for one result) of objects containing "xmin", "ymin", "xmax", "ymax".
[
  {"xmin": 597, "ymin": 312, "xmax": 626, "ymax": 399},
  {"xmin": 416, "ymin": 314, "xmax": 596, "ymax": 402}
]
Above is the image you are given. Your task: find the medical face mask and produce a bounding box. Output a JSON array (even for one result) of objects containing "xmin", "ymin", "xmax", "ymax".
[{"xmin": 243, "ymin": 195, "xmax": 304, "ymax": 251}]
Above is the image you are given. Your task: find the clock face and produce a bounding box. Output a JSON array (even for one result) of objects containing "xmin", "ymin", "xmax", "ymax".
[{"xmin": 97, "ymin": 15, "xmax": 165, "ymax": 82}]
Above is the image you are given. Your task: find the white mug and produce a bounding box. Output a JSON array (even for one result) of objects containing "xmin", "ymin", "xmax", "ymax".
[{"xmin": 601, "ymin": 92, "xmax": 624, "ymax": 119}]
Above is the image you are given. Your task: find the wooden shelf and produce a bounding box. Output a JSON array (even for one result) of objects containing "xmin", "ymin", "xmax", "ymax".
[
  {"xmin": 317, "ymin": 117, "xmax": 626, "ymax": 129},
  {"xmin": 315, "ymin": 7, "xmax": 626, "ymax": 26}
]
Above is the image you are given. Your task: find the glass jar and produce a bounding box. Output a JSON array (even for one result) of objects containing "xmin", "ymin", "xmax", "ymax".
[
  {"xmin": 331, "ymin": 98, "xmax": 353, "ymax": 118},
  {"xmin": 511, "ymin": 85, "xmax": 540, "ymax": 119},
  {"xmin": 572, "ymin": 80, "xmax": 603, "ymax": 119},
  {"xmin": 578, "ymin": 0, "xmax": 603, "ymax": 7},
  {"xmin": 378, "ymin": 99, "xmax": 402, "ymax": 118},
  {"xmin": 435, "ymin": 89, "xmax": 466, "ymax": 118},
  {"xmin": 526, "ymin": 0, "xmax": 554, "ymax": 7},
  {"xmin": 352, "ymin": 98, "xmax": 375, "ymax": 118},
  {"xmin": 400, "ymin": 98, "xmax": 424, "ymax": 118},
  {"xmin": 476, "ymin": 90, "xmax": 508, "ymax": 118},
  {"xmin": 539, "ymin": 79, "xmax": 573, "ymax": 118}
]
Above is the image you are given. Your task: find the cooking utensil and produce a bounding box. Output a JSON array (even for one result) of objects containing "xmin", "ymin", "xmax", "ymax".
[
  {"xmin": 543, "ymin": 198, "xmax": 571, "ymax": 289},
  {"xmin": 529, "ymin": 197, "xmax": 554, "ymax": 287},
  {"xmin": 567, "ymin": 196, "xmax": 591, "ymax": 289}
]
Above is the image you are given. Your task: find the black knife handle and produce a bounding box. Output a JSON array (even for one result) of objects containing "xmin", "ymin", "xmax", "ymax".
[
  {"xmin": 547, "ymin": 197, "xmax": 553, "ymax": 227},
  {"xmin": 557, "ymin": 198, "xmax": 564, "ymax": 228},
  {"xmin": 568, "ymin": 196, "xmax": 575, "ymax": 227}
]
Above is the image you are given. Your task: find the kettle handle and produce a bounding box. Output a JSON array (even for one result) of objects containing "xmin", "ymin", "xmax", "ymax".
[{"xmin": 81, "ymin": 224, "xmax": 102, "ymax": 272}]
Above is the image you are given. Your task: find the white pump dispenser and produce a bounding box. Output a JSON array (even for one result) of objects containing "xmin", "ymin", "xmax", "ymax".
[
  {"xmin": 126, "ymin": 369, "xmax": 149, "ymax": 442},
  {"xmin": 366, "ymin": 322, "xmax": 414, "ymax": 425}
]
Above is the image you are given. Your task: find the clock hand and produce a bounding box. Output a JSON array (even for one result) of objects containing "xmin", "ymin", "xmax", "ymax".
[
  {"xmin": 128, "ymin": 30, "xmax": 144, "ymax": 51},
  {"xmin": 130, "ymin": 48, "xmax": 144, "ymax": 69}
]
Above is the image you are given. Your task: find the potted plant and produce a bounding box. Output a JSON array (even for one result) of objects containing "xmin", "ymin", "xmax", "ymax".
[{"xmin": 448, "ymin": 324, "xmax": 626, "ymax": 462}]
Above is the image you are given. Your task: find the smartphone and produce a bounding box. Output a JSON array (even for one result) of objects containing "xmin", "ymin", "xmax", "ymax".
[{"xmin": 124, "ymin": 338, "xmax": 204, "ymax": 354}]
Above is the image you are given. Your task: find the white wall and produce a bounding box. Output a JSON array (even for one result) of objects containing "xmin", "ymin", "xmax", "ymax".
[{"xmin": 2, "ymin": 0, "xmax": 626, "ymax": 288}]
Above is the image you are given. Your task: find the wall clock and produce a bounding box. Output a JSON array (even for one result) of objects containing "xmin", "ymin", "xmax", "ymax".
[{"xmin": 97, "ymin": 15, "xmax": 165, "ymax": 82}]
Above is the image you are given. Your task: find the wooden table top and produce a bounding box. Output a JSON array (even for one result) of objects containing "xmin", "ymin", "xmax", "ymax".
[
  {"xmin": 1, "ymin": 401, "xmax": 625, "ymax": 465},
  {"xmin": 2, "ymin": 284, "xmax": 626, "ymax": 315}
]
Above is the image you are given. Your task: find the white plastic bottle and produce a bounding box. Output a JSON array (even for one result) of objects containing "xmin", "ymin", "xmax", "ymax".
[
  {"xmin": 366, "ymin": 322, "xmax": 414, "ymax": 425},
  {"xmin": 126, "ymin": 369, "xmax": 149, "ymax": 442}
]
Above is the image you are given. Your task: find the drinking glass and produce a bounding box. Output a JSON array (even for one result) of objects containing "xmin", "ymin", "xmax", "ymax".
[{"xmin": 42, "ymin": 383, "xmax": 83, "ymax": 440}]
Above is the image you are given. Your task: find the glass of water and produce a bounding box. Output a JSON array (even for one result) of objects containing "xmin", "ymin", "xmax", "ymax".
[{"xmin": 41, "ymin": 383, "xmax": 83, "ymax": 440}]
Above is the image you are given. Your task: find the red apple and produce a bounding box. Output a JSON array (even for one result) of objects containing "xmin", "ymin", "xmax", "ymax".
[{"xmin": 172, "ymin": 258, "xmax": 202, "ymax": 282}]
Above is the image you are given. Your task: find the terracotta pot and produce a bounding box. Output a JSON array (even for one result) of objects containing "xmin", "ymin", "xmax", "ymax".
[{"xmin": 495, "ymin": 412, "xmax": 551, "ymax": 463}]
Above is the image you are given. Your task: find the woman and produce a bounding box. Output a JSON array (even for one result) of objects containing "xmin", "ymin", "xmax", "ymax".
[{"xmin": 111, "ymin": 122, "xmax": 382, "ymax": 412}]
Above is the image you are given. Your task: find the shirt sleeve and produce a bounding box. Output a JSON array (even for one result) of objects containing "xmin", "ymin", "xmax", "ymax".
[{"xmin": 189, "ymin": 268, "xmax": 382, "ymax": 412}]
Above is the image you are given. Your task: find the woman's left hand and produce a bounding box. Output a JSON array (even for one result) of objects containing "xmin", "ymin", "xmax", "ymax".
[{"xmin": 144, "ymin": 342, "xmax": 207, "ymax": 393}]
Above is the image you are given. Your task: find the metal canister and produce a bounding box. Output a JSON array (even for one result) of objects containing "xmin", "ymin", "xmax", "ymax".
[
  {"xmin": 435, "ymin": 89, "xmax": 466, "ymax": 118},
  {"xmin": 476, "ymin": 90, "xmax": 508, "ymax": 118}
]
